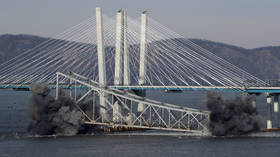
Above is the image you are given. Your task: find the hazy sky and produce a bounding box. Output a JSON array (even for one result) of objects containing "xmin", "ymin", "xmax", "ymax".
[{"xmin": 0, "ymin": 0, "xmax": 279, "ymax": 48}]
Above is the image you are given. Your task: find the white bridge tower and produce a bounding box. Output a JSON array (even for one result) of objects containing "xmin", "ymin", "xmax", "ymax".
[{"xmin": 96, "ymin": 7, "xmax": 108, "ymax": 122}]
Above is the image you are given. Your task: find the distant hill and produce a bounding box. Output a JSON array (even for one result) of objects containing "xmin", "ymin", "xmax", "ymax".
[
  {"xmin": 0, "ymin": 34, "xmax": 47, "ymax": 63},
  {"xmin": 0, "ymin": 34, "xmax": 279, "ymax": 80},
  {"xmin": 190, "ymin": 39, "xmax": 280, "ymax": 80}
]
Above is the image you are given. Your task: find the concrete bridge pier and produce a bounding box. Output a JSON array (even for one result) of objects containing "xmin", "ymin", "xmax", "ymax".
[
  {"xmin": 96, "ymin": 7, "xmax": 108, "ymax": 122},
  {"xmin": 245, "ymin": 93, "xmax": 257, "ymax": 109},
  {"xmin": 113, "ymin": 9, "xmax": 125, "ymax": 123},
  {"xmin": 266, "ymin": 93, "xmax": 272, "ymax": 129},
  {"xmin": 113, "ymin": 96, "xmax": 122, "ymax": 123},
  {"xmin": 56, "ymin": 73, "xmax": 59, "ymax": 100},
  {"xmin": 251, "ymin": 94, "xmax": 257, "ymax": 109},
  {"xmin": 138, "ymin": 11, "xmax": 148, "ymax": 115},
  {"xmin": 273, "ymin": 95, "xmax": 279, "ymax": 128}
]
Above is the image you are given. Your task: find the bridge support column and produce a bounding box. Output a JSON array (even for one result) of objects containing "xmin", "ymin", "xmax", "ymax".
[
  {"xmin": 135, "ymin": 90, "xmax": 146, "ymax": 111},
  {"xmin": 92, "ymin": 91, "xmax": 96, "ymax": 120},
  {"xmin": 56, "ymin": 73, "xmax": 59, "ymax": 99},
  {"xmin": 114, "ymin": 9, "xmax": 124, "ymax": 85},
  {"xmin": 74, "ymin": 80, "xmax": 77, "ymax": 101},
  {"xmin": 69, "ymin": 72, "xmax": 72, "ymax": 98},
  {"xmin": 266, "ymin": 94, "xmax": 272, "ymax": 129},
  {"xmin": 138, "ymin": 11, "xmax": 147, "ymax": 86},
  {"xmin": 113, "ymin": 9, "xmax": 126, "ymax": 122},
  {"xmin": 251, "ymin": 94, "xmax": 257, "ymax": 109},
  {"xmin": 121, "ymin": 9, "xmax": 133, "ymax": 121},
  {"xmin": 274, "ymin": 95, "xmax": 279, "ymax": 128},
  {"xmin": 96, "ymin": 7, "xmax": 108, "ymax": 122},
  {"xmin": 123, "ymin": 9, "xmax": 130, "ymax": 86},
  {"xmin": 113, "ymin": 96, "xmax": 122, "ymax": 123},
  {"xmin": 138, "ymin": 11, "xmax": 148, "ymax": 113}
]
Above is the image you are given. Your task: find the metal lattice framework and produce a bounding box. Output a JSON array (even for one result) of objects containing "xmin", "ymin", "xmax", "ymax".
[{"xmin": 57, "ymin": 72, "xmax": 210, "ymax": 134}]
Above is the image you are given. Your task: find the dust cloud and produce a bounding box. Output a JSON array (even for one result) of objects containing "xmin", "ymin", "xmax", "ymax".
[
  {"xmin": 28, "ymin": 84, "xmax": 94, "ymax": 136},
  {"xmin": 206, "ymin": 92, "xmax": 263, "ymax": 136}
]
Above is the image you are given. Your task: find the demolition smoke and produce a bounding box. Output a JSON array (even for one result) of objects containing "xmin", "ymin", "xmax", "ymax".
[
  {"xmin": 28, "ymin": 84, "xmax": 93, "ymax": 136},
  {"xmin": 206, "ymin": 92, "xmax": 263, "ymax": 136}
]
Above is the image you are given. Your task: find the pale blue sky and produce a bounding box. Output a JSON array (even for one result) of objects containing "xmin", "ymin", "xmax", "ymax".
[{"xmin": 0, "ymin": 0, "xmax": 279, "ymax": 48}]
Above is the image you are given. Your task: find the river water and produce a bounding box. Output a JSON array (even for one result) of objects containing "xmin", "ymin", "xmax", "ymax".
[{"xmin": 0, "ymin": 89, "xmax": 280, "ymax": 157}]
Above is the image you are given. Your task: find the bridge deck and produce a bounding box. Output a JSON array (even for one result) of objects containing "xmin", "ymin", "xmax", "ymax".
[{"xmin": 1, "ymin": 84, "xmax": 280, "ymax": 93}]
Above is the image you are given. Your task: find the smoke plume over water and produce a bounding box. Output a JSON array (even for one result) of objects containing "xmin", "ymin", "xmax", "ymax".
[
  {"xmin": 28, "ymin": 84, "xmax": 93, "ymax": 136},
  {"xmin": 206, "ymin": 92, "xmax": 263, "ymax": 136}
]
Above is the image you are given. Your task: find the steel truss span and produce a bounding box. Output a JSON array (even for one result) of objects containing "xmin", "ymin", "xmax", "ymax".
[{"xmin": 56, "ymin": 72, "xmax": 210, "ymax": 135}]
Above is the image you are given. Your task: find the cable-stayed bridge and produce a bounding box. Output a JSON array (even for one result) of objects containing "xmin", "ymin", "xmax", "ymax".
[{"xmin": 0, "ymin": 8, "xmax": 278, "ymax": 134}]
